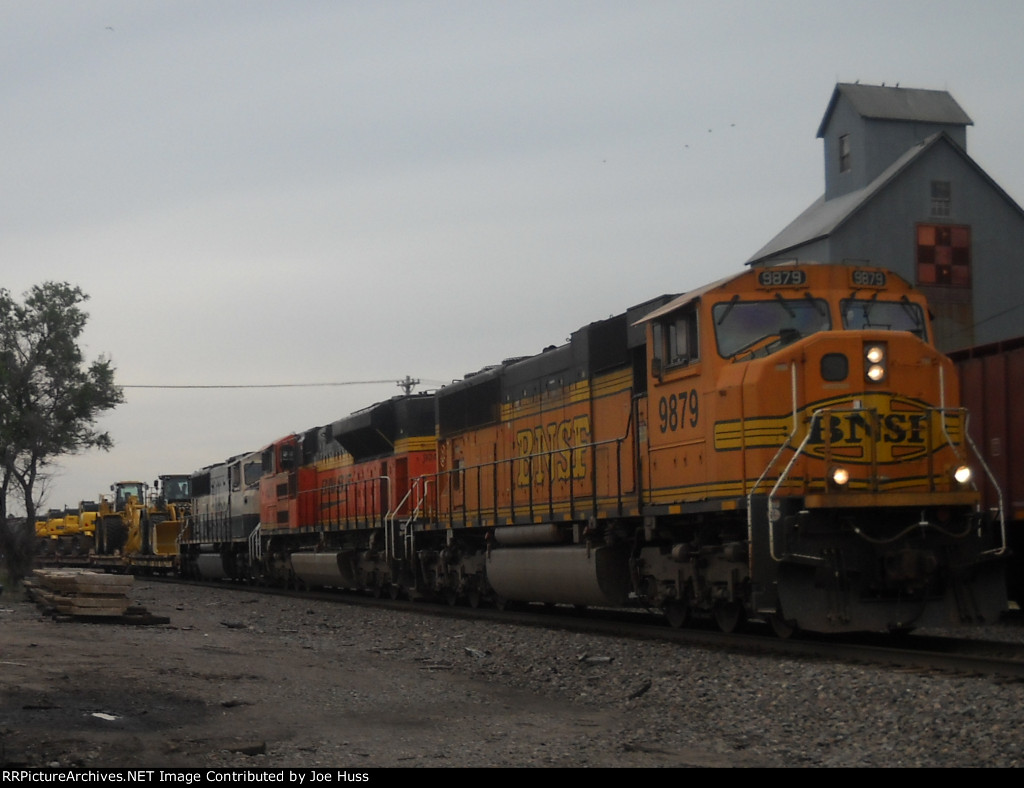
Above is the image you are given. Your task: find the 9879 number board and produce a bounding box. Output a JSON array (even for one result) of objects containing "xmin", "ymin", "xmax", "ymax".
[{"xmin": 657, "ymin": 388, "xmax": 699, "ymax": 433}]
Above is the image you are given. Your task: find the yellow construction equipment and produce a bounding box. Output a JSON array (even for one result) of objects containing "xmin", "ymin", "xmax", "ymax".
[
  {"xmin": 35, "ymin": 509, "xmax": 63, "ymax": 557},
  {"xmin": 134, "ymin": 475, "xmax": 191, "ymax": 570},
  {"xmin": 94, "ymin": 481, "xmax": 146, "ymax": 561},
  {"xmin": 91, "ymin": 477, "xmax": 191, "ymax": 573}
]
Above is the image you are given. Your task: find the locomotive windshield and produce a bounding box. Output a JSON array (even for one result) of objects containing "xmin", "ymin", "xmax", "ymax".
[
  {"xmin": 244, "ymin": 459, "xmax": 262, "ymax": 487},
  {"xmin": 841, "ymin": 297, "xmax": 926, "ymax": 338},
  {"xmin": 713, "ymin": 296, "xmax": 831, "ymax": 359}
]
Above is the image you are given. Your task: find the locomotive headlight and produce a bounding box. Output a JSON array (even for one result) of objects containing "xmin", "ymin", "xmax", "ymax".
[
  {"xmin": 864, "ymin": 343, "xmax": 887, "ymax": 382},
  {"xmin": 953, "ymin": 465, "xmax": 972, "ymax": 485},
  {"xmin": 830, "ymin": 466, "xmax": 850, "ymax": 487}
]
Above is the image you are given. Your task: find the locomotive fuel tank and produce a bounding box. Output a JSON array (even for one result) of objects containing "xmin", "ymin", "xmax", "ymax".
[{"xmin": 486, "ymin": 545, "xmax": 631, "ymax": 608}]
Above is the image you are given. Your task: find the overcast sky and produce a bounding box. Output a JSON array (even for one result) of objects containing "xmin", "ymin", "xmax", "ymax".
[{"xmin": 5, "ymin": 0, "xmax": 1024, "ymax": 514}]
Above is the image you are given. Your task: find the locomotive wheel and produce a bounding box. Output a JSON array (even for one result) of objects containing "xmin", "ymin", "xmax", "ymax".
[
  {"xmin": 444, "ymin": 572, "xmax": 460, "ymax": 606},
  {"xmin": 388, "ymin": 583, "xmax": 402, "ymax": 601},
  {"xmin": 713, "ymin": 601, "xmax": 746, "ymax": 634},
  {"xmin": 467, "ymin": 589, "xmax": 482, "ymax": 609},
  {"xmin": 769, "ymin": 610, "xmax": 798, "ymax": 640},
  {"xmin": 663, "ymin": 601, "xmax": 689, "ymax": 629}
]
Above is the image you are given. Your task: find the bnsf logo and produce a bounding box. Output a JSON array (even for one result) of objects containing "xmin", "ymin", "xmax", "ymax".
[
  {"xmin": 515, "ymin": 415, "xmax": 591, "ymax": 487},
  {"xmin": 800, "ymin": 394, "xmax": 962, "ymax": 463},
  {"xmin": 804, "ymin": 410, "xmax": 931, "ymax": 462},
  {"xmin": 713, "ymin": 395, "xmax": 961, "ymax": 463}
]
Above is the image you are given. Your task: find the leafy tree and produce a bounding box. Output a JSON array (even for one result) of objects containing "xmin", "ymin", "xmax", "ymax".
[{"xmin": 0, "ymin": 282, "xmax": 124, "ymax": 586}]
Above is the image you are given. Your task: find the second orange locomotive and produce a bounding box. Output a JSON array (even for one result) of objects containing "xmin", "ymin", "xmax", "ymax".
[{"xmin": 181, "ymin": 262, "xmax": 1007, "ymax": 635}]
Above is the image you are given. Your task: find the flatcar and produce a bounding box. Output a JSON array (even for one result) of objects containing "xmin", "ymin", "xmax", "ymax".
[{"xmin": 181, "ymin": 262, "xmax": 1006, "ymax": 635}]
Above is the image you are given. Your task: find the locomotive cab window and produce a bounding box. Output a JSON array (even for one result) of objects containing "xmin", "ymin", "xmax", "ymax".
[
  {"xmin": 713, "ymin": 296, "xmax": 830, "ymax": 360},
  {"xmin": 244, "ymin": 459, "xmax": 262, "ymax": 488},
  {"xmin": 651, "ymin": 304, "xmax": 699, "ymax": 375},
  {"xmin": 841, "ymin": 298, "xmax": 925, "ymax": 339}
]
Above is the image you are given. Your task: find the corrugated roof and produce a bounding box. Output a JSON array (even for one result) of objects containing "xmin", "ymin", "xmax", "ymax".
[
  {"xmin": 746, "ymin": 131, "xmax": 1024, "ymax": 266},
  {"xmin": 746, "ymin": 135, "xmax": 938, "ymax": 265},
  {"xmin": 817, "ymin": 83, "xmax": 973, "ymax": 138}
]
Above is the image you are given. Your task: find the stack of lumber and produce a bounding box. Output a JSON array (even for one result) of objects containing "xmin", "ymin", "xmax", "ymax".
[{"xmin": 29, "ymin": 568, "xmax": 134, "ymax": 618}]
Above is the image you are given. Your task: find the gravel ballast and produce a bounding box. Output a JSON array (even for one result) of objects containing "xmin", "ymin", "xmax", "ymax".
[{"xmin": 1, "ymin": 578, "xmax": 1022, "ymax": 768}]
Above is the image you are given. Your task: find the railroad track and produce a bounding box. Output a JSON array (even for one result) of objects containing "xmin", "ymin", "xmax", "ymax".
[{"xmin": 138, "ymin": 574, "xmax": 1024, "ymax": 681}]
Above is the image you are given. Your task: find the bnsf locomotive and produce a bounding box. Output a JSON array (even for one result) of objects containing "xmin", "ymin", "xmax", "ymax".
[{"xmin": 179, "ymin": 262, "xmax": 1007, "ymax": 635}]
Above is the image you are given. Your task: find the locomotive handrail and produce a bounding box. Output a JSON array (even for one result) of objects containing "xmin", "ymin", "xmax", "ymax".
[
  {"xmin": 762, "ymin": 406, "xmax": 830, "ymax": 564},
  {"xmin": 746, "ymin": 363, "xmax": 811, "ymax": 563},
  {"xmin": 423, "ymin": 404, "xmax": 636, "ymax": 530},
  {"xmin": 390, "ymin": 478, "xmax": 430, "ymax": 532},
  {"xmin": 316, "ymin": 474, "xmax": 394, "ymax": 533},
  {"xmin": 936, "ymin": 366, "xmax": 973, "ymax": 490},
  {"xmin": 398, "ymin": 478, "xmax": 432, "ymax": 575},
  {"xmin": 429, "ymin": 433, "xmax": 628, "ymax": 528},
  {"xmin": 248, "ymin": 523, "xmax": 262, "ymax": 561},
  {"xmin": 960, "ymin": 414, "xmax": 1007, "ymax": 556},
  {"xmin": 377, "ymin": 475, "xmax": 396, "ymax": 561},
  {"xmin": 388, "ymin": 485, "xmax": 413, "ymax": 564},
  {"xmin": 392, "ymin": 486, "xmax": 415, "ymax": 526},
  {"xmin": 403, "ymin": 477, "xmax": 431, "ymax": 526},
  {"xmin": 937, "ymin": 365, "xmax": 1006, "ymax": 555},
  {"xmin": 926, "ymin": 404, "xmax": 1007, "ymax": 557}
]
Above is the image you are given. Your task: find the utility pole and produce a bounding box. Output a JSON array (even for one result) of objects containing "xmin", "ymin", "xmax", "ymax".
[{"xmin": 397, "ymin": 375, "xmax": 420, "ymax": 395}]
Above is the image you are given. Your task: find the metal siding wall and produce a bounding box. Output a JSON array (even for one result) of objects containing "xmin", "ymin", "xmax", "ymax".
[{"xmin": 822, "ymin": 98, "xmax": 868, "ymax": 200}]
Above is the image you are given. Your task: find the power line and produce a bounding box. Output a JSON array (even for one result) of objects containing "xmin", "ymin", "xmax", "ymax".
[
  {"xmin": 119, "ymin": 378, "xmax": 443, "ymax": 390},
  {"xmin": 942, "ymin": 301, "xmax": 1024, "ymax": 346}
]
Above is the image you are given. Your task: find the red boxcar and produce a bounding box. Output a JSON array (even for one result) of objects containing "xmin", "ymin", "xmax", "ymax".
[{"xmin": 949, "ymin": 336, "xmax": 1024, "ymax": 602}]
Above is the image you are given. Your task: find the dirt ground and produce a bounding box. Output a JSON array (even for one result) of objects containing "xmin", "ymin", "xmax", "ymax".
[{"xmin": 0, "ymin": 576, "xmax": 734, "ymax": 769}]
